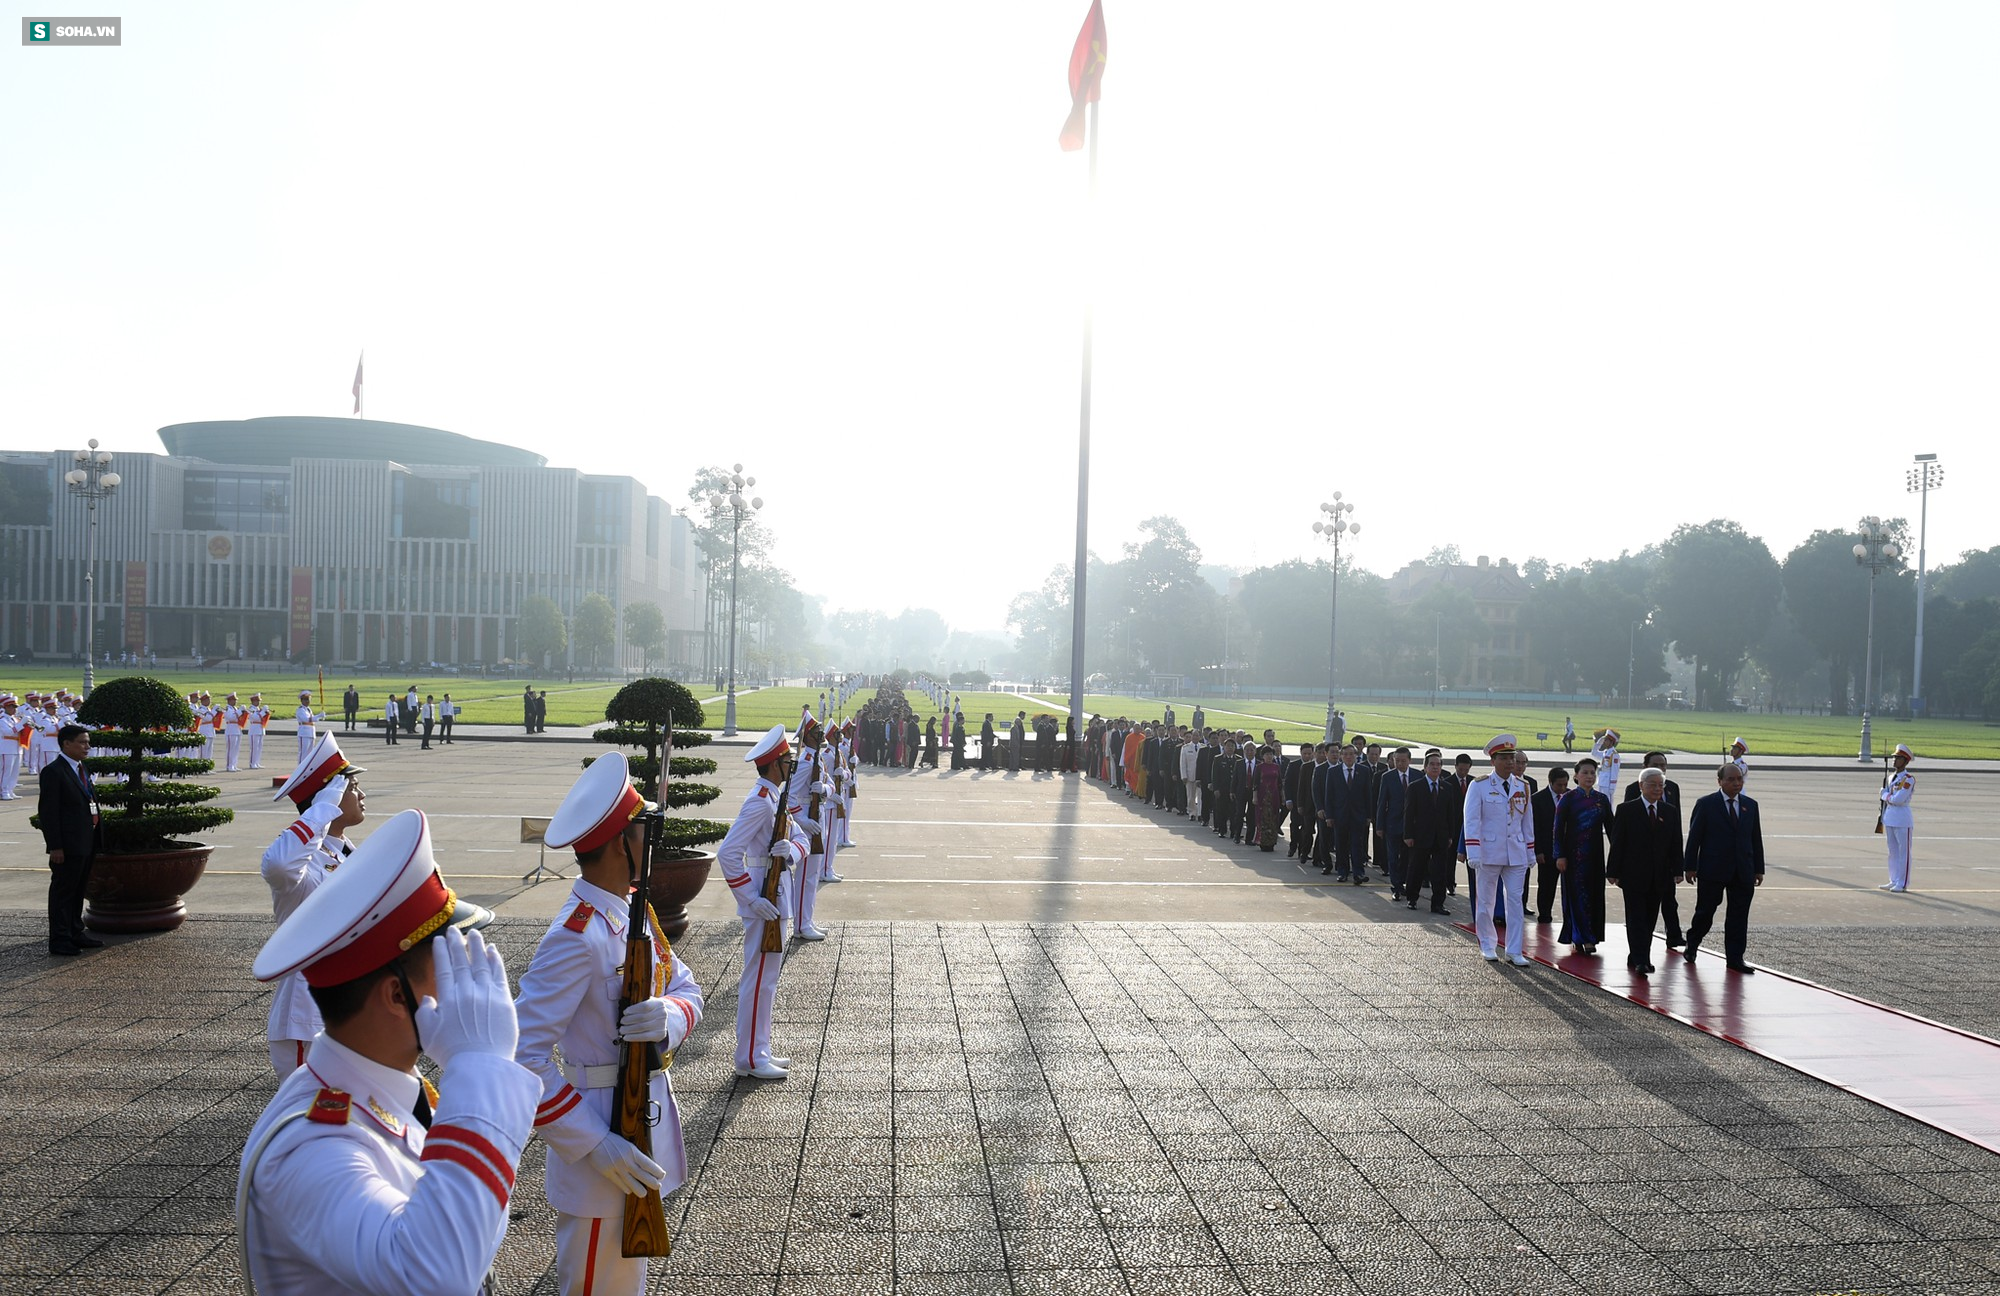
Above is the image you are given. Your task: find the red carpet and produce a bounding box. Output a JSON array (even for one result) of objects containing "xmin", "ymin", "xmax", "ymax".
[{"xmin": 1463, "ymin": 916, "xmax": 2000, "ymax": 1154}]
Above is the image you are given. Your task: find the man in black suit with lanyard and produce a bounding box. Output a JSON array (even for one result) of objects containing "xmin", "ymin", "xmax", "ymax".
[
  {"xmin": 1623, "ymin": 752, "xmax": 1685, "ymax": 947},
  {"xmin": 1681, "ymin": 763, "xmax": 1764, "ymax": 972},
  {"xmin": 39, "ymin": 724, "xmax": 103, "ymax": 956}
]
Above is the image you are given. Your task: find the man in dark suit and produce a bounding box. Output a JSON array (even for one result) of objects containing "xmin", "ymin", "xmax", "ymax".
[
  {"xmin": 1530, "ymin": 766, "xmax": 1570, "ymax": 923},
  {"xmin": 1622, "ymin": 752, "xmax": 1685, "ymax": 947},
  {"xmin": 1374, "ymin": 746, "xmax": 1412, "ymax": 899},
  {"xmin": 1608, "ymin": 768, "xmax": 1684, "ymax": 974},
  {"xmin": 1401, "ymin": 748, "xmax": 1457, "ymax": 914},
  {"xmin": 39, "ymin": 724, "xmax": 103, "ymax": 956},
  {"xmin": 1681, "ymin": 764, "xmax": 1765, "ymax": 972},
  {"xmin": 1283, "ymin": 743, "xmax": 1314, "ymax": 861},
  {"xmin": 1325, "ymin": 745, "xmax": 1370, "ymax": 883},
  {"xmin": 1212, "ymin": 740, "xmax": 1245, "ymax": 842}
]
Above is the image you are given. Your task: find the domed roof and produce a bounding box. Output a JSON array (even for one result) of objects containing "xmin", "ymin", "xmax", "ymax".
[{"xmin": 157, "ymin": 417, "xmax": 546, "ymax": 469}]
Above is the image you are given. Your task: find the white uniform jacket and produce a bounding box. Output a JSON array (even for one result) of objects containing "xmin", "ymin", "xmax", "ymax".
[
  {"xmin": 259, "ymin": 802, "xmax": 352, "ymax": 1043},
  {"xmin": 515, "ymin": 878, "xmax": 703, "ymax": 1217},
  {"xmin": 716, "ymin": 778, "xmax": 807, "ymax": 917},
  {"xmin": 295, "ymin": 705, "xmax": 317, "ymax": 733},
  {"xmin": 1462, "ymin": 772, "xmax": 1536, "ymax": 869},
  {"xmin": 1881, "ymin": 770, "xmax": 1915, "ymax": 829},
  {"xmin": 237, "ymin": 1034, "xmax": 536, "ymax": 1296},
  {"xmin": 789, "ymin": 748, "xmax": 834, "ymax": 850}
]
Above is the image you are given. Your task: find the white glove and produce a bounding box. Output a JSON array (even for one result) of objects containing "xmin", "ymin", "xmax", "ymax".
[
  {"xmin": 586, "ymin": 1132, "xmax": 667, "ymax": 1198},
  {"xmin": 414, "ymin": 927, "xmax": 518, "ymax": 1068},
  {"xmin": 618, "ymin": 996, "xmax": 690, "ymax": 1049},
  {"xmin": 310, "ymin": 774, "xmax": 350, "ymax": 815},
  {"xmin": 742, "ymin": 895, "xmax": 782, "ymax": 923}
]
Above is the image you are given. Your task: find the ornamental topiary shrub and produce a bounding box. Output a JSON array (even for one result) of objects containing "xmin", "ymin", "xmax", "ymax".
[
  {"xmin": 62, "ymin": 676, "xmax": 234, "ymax": 852},
  {"xmin": 588, "ymin": 677, "xmax": 726, "ymax": 851}
]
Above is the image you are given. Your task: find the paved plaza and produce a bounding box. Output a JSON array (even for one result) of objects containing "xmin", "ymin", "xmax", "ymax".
[{"xmin": 1, "ymin": 737, "xmax": 1998, "ymax": 1292}]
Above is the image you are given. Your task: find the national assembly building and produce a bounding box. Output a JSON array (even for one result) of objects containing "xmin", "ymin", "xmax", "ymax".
[{"xmin": 0, "ymin": 417, "xmax": 707, "ymax": 672}]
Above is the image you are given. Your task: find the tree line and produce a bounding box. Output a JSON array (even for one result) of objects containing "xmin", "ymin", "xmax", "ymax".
[{"xmin": 1005, "ymin": 515, "xmax": 2000, "ymax": 717}]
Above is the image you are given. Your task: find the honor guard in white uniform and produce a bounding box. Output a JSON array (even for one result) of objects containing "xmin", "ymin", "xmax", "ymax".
[
  {"xmin": 789, "ymin": 714, "xmax": 833, "ymax": 942},
  {"xmin": 1463, "ymin": 734, "xmax": 1537, "ymax": 965},
  {"xmin": 177, "ymin": 693, "xmax": 199, "ymax": 761},
  {"xmin": 198, "ymin": 692, "xmax": 219, "ymax": 762},
  {"xmin": 0, "ymin": 696, "xmax": 22, "ymax": 798},
  {"xmin": 222, "ymin": 693, "xmax": 246, "ymax": 771},
  {"xmin": 261, "ymin": 734, "xmax": 368, "ymax": 1076},
  {"xmin": 837, "ymin": 718, "xmax": 858, "ymax": 851},
  {"xmin": 237, "ymin": 810, "xmax": 530, "ymax": 1296},
  {"xmin": 715, "ymin": 724, "xmax": 808, "ymax": 1079},
  {"xmin": 1880, "ymin": 743, "xmax": 1915, "ymax": 892},
  {"xmin": 29, "ymin": 698, "xmax": 59, "ymax": 774},
  {"xmin": 295, "ymin": 691, "xmax": 321, "ymax": 764},
  {"xmin": 1728, "ymin": 737, "xmax": 1750, "ymax": 780},
  {"xmin": 247, "ymin": 693, "xmax": 271, "ymax": 768},
  {"xmin": 1589, "ymin": 726, "xmax": 1624, "ymax": 804},
  {"xmin": 516, "ymin": 753, "xmax": 705, "ymax": 1296}
]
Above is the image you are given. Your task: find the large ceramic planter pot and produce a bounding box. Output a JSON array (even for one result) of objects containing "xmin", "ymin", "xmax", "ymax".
[
  {"xmin": 650, "ymin": 847, "xmax": 714, "ymax": 945},
  {"xmin": 84, "ymin": 843, "xmax": 212, "ymax": 933}
]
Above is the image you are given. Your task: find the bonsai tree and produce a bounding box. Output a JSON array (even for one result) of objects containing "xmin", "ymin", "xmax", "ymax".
[
  {"xmin": 61, "ymin": 676, "xmax": 234, "ymax": 851},
  {"xmin": 590, "ymin": 677, "xmax": 727, "ymax": 852}
]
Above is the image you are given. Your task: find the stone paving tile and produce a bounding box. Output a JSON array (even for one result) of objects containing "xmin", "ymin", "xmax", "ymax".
[{"xmin": 2, "ymin": 913, "xmax": 2000, "ymax": 1293}]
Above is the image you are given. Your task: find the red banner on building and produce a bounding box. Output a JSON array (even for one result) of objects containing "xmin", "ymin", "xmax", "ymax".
[
  {"xmin": 123, "ymin": 562, "xmax": 147, "ymax": 652},
  {"xmin": 289, "ymin": 568, "xmax": 314, "ymax": 657}
]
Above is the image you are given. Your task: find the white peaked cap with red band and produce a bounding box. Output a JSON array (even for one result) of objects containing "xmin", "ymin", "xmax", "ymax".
[
  {"xmin": 546, "ymin": 751, "xmax": 647, "ymax": 855},
  {"xmin": 1484, "ymin": 734, "xmax": 1518, "ymax": 757},
  {"xmin": 273, "ymin": 732, "xmax": 366, "ymax": 806},
  {"xmin": 1895, "ymin": 743, "xmax": 1914, "ymax": 760},
  {"xmin": 744, "ymin": 723, "xmax": 790, "ymax": 766},
  {"xmin": 252, "ymin": 809, "xmax": 492, "ymax": 988}
]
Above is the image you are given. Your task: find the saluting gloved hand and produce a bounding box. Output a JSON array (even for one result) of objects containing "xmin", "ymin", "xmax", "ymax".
[
  {"xmin": 741, "ymin": 895, "xmax": 782, "ymax": 923},
  {"xmin": 586, "ymin": 1131, "xmax": 668, "ymax": 1197},
  {"xmin": 617, "ymin": 996, "xmax": 691, "ymax": 1049},
  {"xmin": 414, "ymin": 927, "xmax": 519, "ymax": 1068},
  {"xmin": 309, "ymin": 773, "xmax": 349, "ymax": 812}
]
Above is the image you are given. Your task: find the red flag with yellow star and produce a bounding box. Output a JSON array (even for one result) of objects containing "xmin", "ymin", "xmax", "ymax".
[{"xmin": 1059, "ymin": 0, "xmax": 1107, "ymax": 152}]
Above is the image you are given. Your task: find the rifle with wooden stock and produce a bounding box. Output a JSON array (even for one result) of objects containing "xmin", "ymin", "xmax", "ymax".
[
  {"xmin": 761, "ymin": 764, "xmax": 791, "ymax": 954},
  {"xmin": 615, "ymin": 805, "xmax": 672, "ymax": 1257}
]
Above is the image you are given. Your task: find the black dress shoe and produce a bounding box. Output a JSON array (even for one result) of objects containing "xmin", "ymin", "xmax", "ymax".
[
  {"xmin": 1643, "ymin": 963, "xmax": 1656, "ymax": 974},
  {"xmin": 49, "ymin": 945, "xmax": 80, "ymax": 957},
  {"xmin": 1407, "ymin": 900, "xmax": 1419, "ymax": 910},
  {"xmin": 1666, "ymin": 936, "xmax": 1684, "ymax": 949},
  {"xmin": 71, "ymin": 935, "xmax": 103, "ymax": 949},
  {"xmin": 1681, "ymin": 945, "xmax": 1698, "ymax": 964},
  {"xmin": 1631, "ymin": 965, "xmax": 1649, "ymax": 977},
  {"xmin": 1320, "ymin": 866, "xmax": 1333, "ymax": 875},
  {"xmin": 1727, "ymin": 961, "xmax": 1756, "ymax": 974},
  {"xmin": 1430, "ymin": 907, "xmax": 1451, "ymax": 916}
]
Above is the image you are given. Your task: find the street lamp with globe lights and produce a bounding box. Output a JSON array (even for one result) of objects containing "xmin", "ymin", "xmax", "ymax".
[
  {"xmin": 64, "ymin": 439, "xmax": 122, "ymax": 699},
  {"xmin": 708, "ymin": 464, "xmax": 763, "ymax": 737},
  {"xmin": 1311, "ymin": 495, "xmax": 1360, "ymax": 741},
  {"xmin": 1852, "ymin": 516, "xmax": 1902, "ymax": 762}
]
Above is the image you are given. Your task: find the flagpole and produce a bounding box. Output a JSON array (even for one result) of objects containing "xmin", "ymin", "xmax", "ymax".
[{"xmin": 1066, "ymin": 98, "xmax": 1098, "ymax": 747}]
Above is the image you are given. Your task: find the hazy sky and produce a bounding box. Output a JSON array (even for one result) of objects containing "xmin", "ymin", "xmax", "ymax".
[{"xmin": 5, "ymin": 2, "xmax": 1996, "ymax": 633}]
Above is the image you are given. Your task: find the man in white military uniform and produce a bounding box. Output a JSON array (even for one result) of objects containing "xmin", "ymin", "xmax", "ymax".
[
  {"xmin": 197, "ymin": 692, "xmax": 219, "ymax": 763},
  {"xmin": 516, "ymin": 752, "xmax": 705, "ymax": 1296},
  {"xmin": 221, "ymin": 692, "xmax": 246, "ymax": 772},
  {"xmin": 0, "ymin": 696, "xmax": 23, "ymax": 799},
  {"xmin": 1728, "ymin": 737, "xmax": 1749, "ymax": 780},
  {"xmin": 789, "ymin": 715, "xmax": 834, "ymax": 942},
  {"xmin": 237, "ymin": 810, "xmax": 529, "ymax": 1295},
  {"xmin": 1462, "ymin": 733, "xmax": 1537, "ymax": 966},
  {"xmin": 1589, "ymin": 726, "xmax": 1624, "ymax": 804},
  {"xmin": 1879, "ymin": 742, "xmax": 1916, "ymax": 893},
  {"xmin": 261, "ymin": 734, "xmax": 368, "ymax": 1076},
  {"xmin": 29, "ymin": 698, "xmax": 60, "ymax": 774},
  {"xmin": 836, "ymin": 718, "xmax": 858, "ymax": 851},
  {"xmin": 247, "ymin": 692, "xmax": 271, "ymax": 768},
  {"xmin": 295, "ymin": 690, "xmax": 322, "ymax": 764},
  {"xmin": 715, "ymin": 724, "xmax": 807, "ymax": 1079}
]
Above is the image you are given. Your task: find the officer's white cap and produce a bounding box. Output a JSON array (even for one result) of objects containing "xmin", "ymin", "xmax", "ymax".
[
  {"xmin": 252, "ymin": 809, "xmax": 491, "ymax": 987},
  {"xmin": 1895, "ymin": 743, "xmax": 1913, "ymax": 760},
  {"xmin": 272, "ymin": 732, "xmax": 366, "ymax": 806},
  {"xmin": 1731, "ymin": 737, "xmax": 1748, "ymax": 752},
  {"xmin": 547, "ymin": 750, "xmax": 647, "ymax": 854},
  {"xmin": 1484, "ymin": 734, "xmax": 1518, "ymax": 757},
  {"xmin": 744, "ymin": 723, "xmax": 790, "ymax": 766}
]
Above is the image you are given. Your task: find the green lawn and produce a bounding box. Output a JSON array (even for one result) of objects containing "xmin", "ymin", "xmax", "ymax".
[
  {"xmin": 1015, "ymin": 692, "xmax": 2000, "ymax": 760},
  {"xmin": 25, "ymin": 667, "xmax": 631, "ymax": 728}
]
